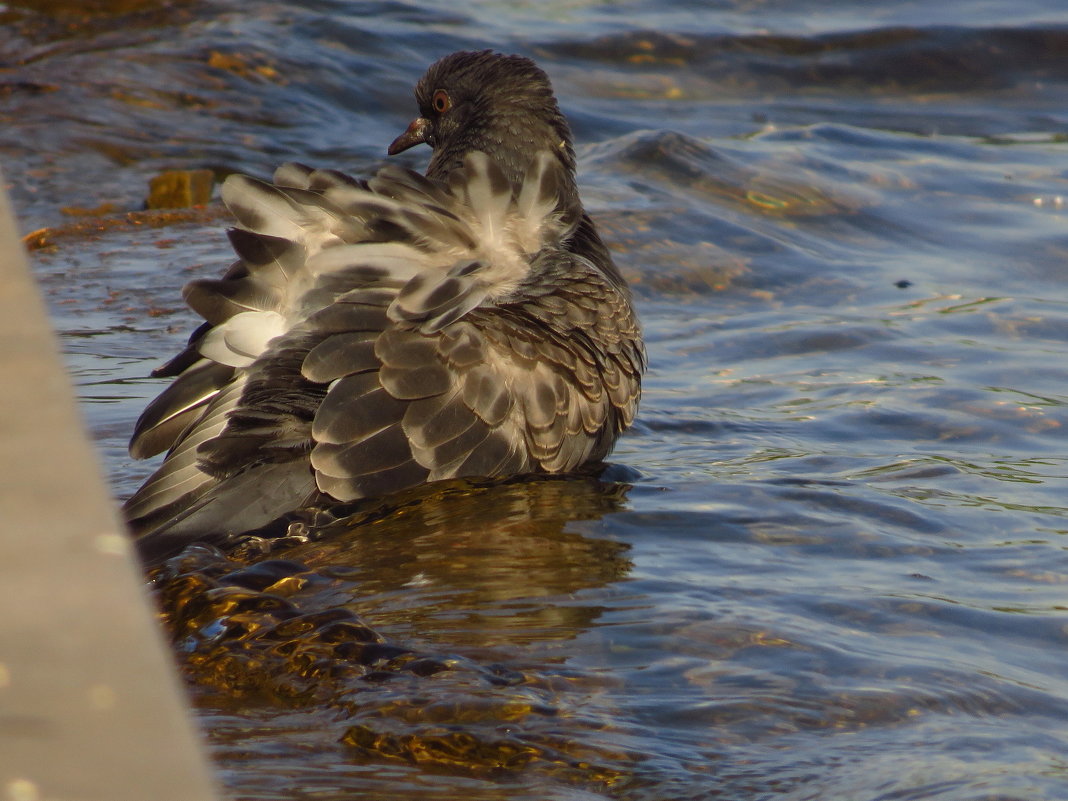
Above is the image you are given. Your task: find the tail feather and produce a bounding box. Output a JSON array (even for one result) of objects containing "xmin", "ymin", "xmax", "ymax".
[
  {"xmin": 124, "ymin": 377, "xmax": 248, "ymax": 529},
  {"xmin": 128, "ymin": 359, "xmax": 234, "ymax": 459}
]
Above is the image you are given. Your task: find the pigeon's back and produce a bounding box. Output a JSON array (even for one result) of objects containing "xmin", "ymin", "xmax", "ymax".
[{"xmin": 125, "ymin": 51, "xmax": 644, "ymax": 562}]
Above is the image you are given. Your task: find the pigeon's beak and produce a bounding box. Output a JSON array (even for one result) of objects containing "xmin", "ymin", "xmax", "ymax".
[{"xmin": 388, "ymin": 117, "xmax": 432, "ymax": 155}]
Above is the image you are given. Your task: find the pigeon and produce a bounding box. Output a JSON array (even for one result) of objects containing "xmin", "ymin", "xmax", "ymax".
[{"xmin": 124, "ymin": 50, "xmax": 645, "ymax": 562}]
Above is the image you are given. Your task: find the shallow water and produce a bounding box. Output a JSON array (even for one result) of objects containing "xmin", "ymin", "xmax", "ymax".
[{"xmin": 9, "ymin": 0, "xmax": 1068, "ymax": 798}]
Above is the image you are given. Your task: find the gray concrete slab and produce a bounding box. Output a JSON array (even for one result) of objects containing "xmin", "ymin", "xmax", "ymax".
[{"xmin": 0, "ymin": 179, "xmax": 220, "ymax": 801}]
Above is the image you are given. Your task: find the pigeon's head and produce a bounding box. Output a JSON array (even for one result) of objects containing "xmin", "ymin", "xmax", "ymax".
[{"xmin": 389, "ymin": 51, "xmax": 576, "ymax": 188}]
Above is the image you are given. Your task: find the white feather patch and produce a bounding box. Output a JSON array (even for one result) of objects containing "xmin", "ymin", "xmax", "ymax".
[
  {"xmin": 387, "ymin": 263, "xmax": 490, "ymax": 333},
  {"xmin": 515, "ymin": 151, "xmax": 561, "ymax": 252},
  {"xmin": 460, "ymin": 152, "xmax": 511, "ymax": 246},
  {"xmin": 222, "ymin": 175, "xmax": 346, "ymax": 257},
  {"xmin": 445, "ymin": 153, "xmax": 528, "ymax": 298},
  {"xmin": 198, "ymin": 310, "xmax": 287, "ymax": 367},
  {"xmin": 305, "ymin": 242, "xmax": 430, "ymax": 281}
]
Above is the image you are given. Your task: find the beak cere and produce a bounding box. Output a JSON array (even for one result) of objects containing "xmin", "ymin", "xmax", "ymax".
[{"xmin": 388, "ymin": 117, "xmax": 432, "ymax": 155}]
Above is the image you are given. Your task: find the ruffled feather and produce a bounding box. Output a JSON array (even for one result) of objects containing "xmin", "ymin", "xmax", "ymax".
[{"xmin": 125, "ymin": 56, "xmax": 644, "ymax": 558}]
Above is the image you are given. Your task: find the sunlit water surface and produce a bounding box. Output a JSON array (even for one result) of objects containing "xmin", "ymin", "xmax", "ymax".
[{"xmin": 8, "ymin": 0, "xmax": 1068, "ymax": 798}]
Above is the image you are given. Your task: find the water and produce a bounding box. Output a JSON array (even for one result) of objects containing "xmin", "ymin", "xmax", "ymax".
[{"xmin": 8, "ymin": 0, "xmax": 1068, "ymax": 798}]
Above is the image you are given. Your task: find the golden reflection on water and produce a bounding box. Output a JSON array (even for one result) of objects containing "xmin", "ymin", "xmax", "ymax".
[
  {"xmin": 152, "ymin": 477, "xmax": 640, "ymax": 789},
  {"xmin": 278, "ymin": 477, "xmax": 634, "ymax": 645}
]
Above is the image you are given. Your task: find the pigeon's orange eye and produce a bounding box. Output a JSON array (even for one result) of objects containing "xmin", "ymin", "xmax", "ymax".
[{"xmin": 432, "ymin": 89, "xmax": 451, "ymax": 114}]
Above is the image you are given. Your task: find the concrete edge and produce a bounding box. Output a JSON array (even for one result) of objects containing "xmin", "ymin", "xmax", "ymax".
[{"xmin": 0, "ymin": 177, "xmax": 221, "ymax": 801}]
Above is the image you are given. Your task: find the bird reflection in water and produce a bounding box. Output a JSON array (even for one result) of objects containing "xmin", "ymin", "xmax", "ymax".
[
  {"xmin": 152, "ymin": 475, "xmax": 639, "ymax": 787},
  {"xmin": 154, "ymin": 474, "xmax": 635, "ymax": 689}
]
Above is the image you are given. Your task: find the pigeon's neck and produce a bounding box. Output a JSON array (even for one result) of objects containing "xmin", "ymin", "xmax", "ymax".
[{"xmin": 427, "ymin": 119, "xmax": 581, "ymax": 216}]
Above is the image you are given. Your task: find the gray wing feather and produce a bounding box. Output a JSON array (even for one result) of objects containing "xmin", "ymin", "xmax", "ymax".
[
  {"xmin": 301, "ymin": 332, "xmax": 379, "ymax": 384},
  {"xmin": 303, "ymin": 299, "xmax": 391, "ymax": 336},
  {"xmin": 311, "ymin": 373, "xmax": 403, "ymax": 445},
  {"xmin": 387, "ymin": 261, "xmax": 489, "ymax": 333},
  {"xmin": 452, "ymin": 432, "xmax": 522, "ymax": 478},
  {"xmin": 417, "ymin": 418, "xmax": 493, "ymax": 477},
  {"xmin": 460, "ymin": 365, "xmax": 512, "ymax": 426},
  {"xmin": 312, "ymin": 425, "xmax": 415, "ymax": 477},
  {"xmin": 314, "ymin": 460, "xmax": 429, "ymax": 503},
  {"xmin": 402, "ymin": 391, "xmax": 483, "ymax": 450}
]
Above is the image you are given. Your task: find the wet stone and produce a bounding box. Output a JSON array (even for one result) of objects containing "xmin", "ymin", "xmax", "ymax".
[{"xmin": 147, "ymin": 169, "xmax": 215, "ymax": 209}]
